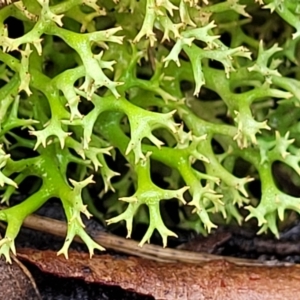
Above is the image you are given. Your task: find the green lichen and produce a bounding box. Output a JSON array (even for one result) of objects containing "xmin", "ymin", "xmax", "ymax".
[{"xmin": 0, "ymin": 0, "xmax": 299, "ymax": 262}]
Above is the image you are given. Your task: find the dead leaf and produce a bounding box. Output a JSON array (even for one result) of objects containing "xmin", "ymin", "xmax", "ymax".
[{"xmin": 18, "ymin": 248, "xmax": 300, "ymax": 300}]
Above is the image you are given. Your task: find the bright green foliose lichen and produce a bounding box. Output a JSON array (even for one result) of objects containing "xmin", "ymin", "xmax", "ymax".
[{"xmin": 0, "ymin": 0, "xmax": 299, "ymax": 262}]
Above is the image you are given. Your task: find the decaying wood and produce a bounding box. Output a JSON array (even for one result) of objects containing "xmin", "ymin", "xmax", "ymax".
[
  {"xmin": 22, "ymin": 214, "xmax": 292, "ymax": 267},
  {"xmin": 17, "ymin": 248, "xmax": 300, "ymax": 300}
]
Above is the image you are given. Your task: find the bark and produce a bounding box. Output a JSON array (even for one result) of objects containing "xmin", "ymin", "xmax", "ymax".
[{"xmin": 18, "ymin": 248, "xmax": 300, "ymax": 300}]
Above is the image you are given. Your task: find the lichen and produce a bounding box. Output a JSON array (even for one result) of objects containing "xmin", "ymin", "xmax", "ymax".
[{"xmin": 0, "ymin": 0, "xmax": 299, "ymax": 262}]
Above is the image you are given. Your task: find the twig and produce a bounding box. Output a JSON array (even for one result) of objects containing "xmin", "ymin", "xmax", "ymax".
[{"xmin": 20, "ymin": 214, "xmax": 292, "ymax": 267}]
